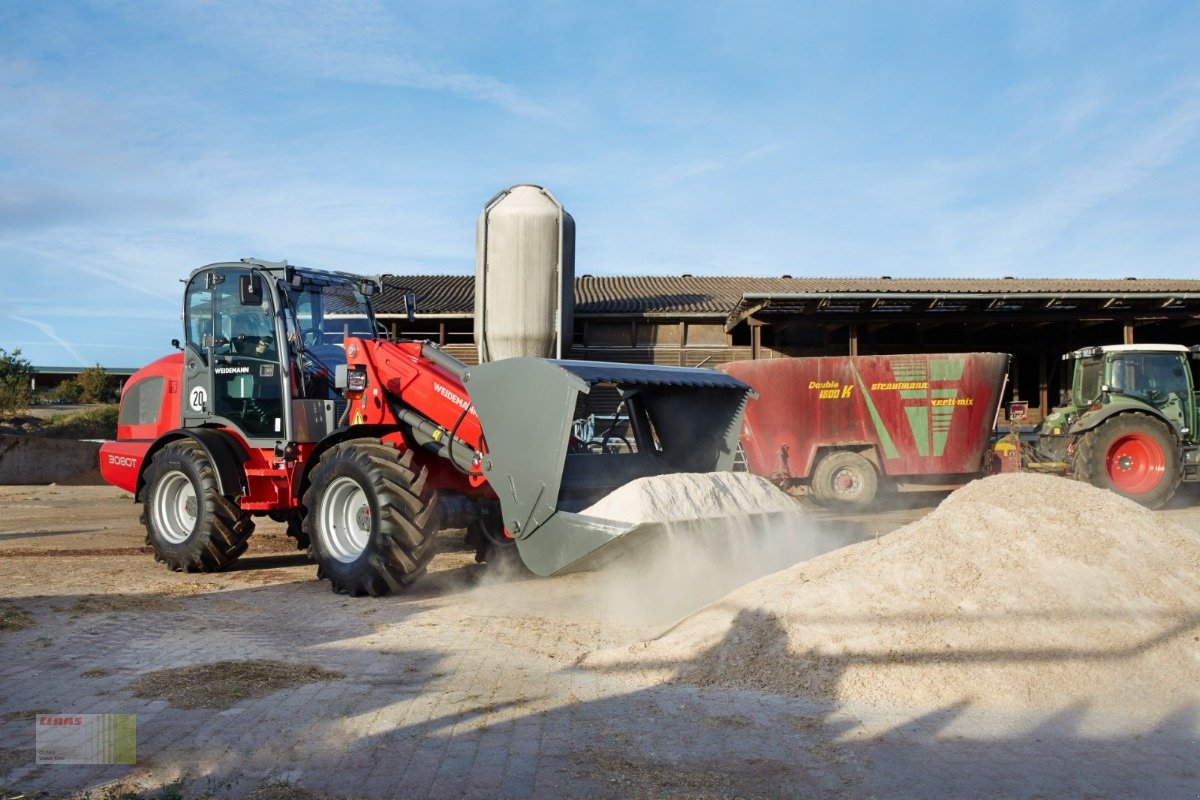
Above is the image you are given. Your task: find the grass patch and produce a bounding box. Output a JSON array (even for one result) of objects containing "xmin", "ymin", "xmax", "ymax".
[
  {"xmin": 0, "ymin": 405, "xmax": 118, "ymax": 440},
  {"xmin": 129, "ymin": 660, "xmax": 344, "ymax": 710},
  {"xmin": 0, "ymin": 601, "xmax": 32, "ymax": 632}
]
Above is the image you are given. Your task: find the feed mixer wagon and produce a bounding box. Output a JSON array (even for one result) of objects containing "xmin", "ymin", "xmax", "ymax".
[{"xmin": 721, "ymin": 353, "xmax": 1011, "ymax": 509}]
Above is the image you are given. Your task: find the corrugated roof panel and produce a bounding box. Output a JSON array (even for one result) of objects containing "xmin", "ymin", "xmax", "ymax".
[{"xmin": 376, "ymin": 275, "xmax": 1200, "ymax": 317}]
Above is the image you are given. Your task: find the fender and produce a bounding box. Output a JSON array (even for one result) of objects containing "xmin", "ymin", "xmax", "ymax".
[
  {"xmin": 802, "ymin": 441, "xmax": 880, "ymax": 479},
  {"xmin": 293, "ymin": 424, "xmax": 398, "ymax": 500},
  {"xmin": 136, "ymin": 428, "xmax": 249, "ymax": 500},
  {"xmin": 1068, "ymin": 402, "xmax": 1176, "ymax": 437}
]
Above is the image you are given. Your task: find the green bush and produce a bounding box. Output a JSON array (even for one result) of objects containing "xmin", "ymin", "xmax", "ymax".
[
  {"xmin": 78, "ymin": 364, "xmax": 113, "ymax": 403},
  {"xmin": 52, "ymin": 379, "xmax": 85, "ymax": 404},
  {"xmin": 0, "ymin": 347, "xmax": 33, "ymax": 414}
]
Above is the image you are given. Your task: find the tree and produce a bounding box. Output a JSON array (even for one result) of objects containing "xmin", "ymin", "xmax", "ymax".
[
  {"xmin": 77, "ymin": 364, "xmax": 113, "ymax": 403},
  {"xmin": 52, "ymin": 379, "xmax": 84, "ymax": 404},
  {"xmin": 0, "ymin": 348, "xmax": 33, "ymax": 414}
]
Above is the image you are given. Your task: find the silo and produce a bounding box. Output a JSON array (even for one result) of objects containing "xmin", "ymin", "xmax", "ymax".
[{"xmin": 475, "ymin": 185, "xmax": 575, "ymax": 362}]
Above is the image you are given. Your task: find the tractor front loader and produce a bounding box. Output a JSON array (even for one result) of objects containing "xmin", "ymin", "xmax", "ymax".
[{"xmin": 100, "ymin": 259, "xmax": 763, "ymax": 595}]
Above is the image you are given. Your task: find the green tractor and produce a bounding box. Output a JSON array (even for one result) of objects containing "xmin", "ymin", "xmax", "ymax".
[{"xmin": 1033, "ymin": 344, "xmax": 1200, "ymax": 508}]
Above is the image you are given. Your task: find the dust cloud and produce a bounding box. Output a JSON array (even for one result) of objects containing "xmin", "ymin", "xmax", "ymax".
[
  {"xmin": 555, "ymin": 472, "xmax": 852, "ymax": 627},
  {"xmin": 570, "ymin": 511, "xmax": 861, "ymax": 627}
]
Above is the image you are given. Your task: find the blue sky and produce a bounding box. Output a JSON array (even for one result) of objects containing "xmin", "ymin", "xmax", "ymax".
[{"xmin": 2, "ymin": 1, "xmax": 1199, "ymax": 368}]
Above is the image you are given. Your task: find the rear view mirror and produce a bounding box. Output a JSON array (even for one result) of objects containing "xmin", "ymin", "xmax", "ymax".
[
  {"xmin": 403, "ymin": 289, "xmax": 416, "ymax": 322},
  {"xmin": 239, "ymin": 274, "xmax": 263, "ymax": 305}
]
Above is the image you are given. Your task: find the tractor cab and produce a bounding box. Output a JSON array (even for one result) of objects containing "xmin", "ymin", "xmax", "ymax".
[
  {"xmin": 180, "ymin": 258, "xmax": 381, "ymax": 447},
  {"xmin": 1050, "ymin": 344, "xmax": 1199, "ymax": 441}
]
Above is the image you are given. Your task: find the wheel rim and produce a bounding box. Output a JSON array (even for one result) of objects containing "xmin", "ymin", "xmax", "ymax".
[
  {"xmin": 1105, "ymin": 433, "xmax": 1165, "ymax": 494},
  {"xmin": 153, "ymin": 471, "xmax": 198, "ymax": 544},
  {"xmin": 831, "ymin": 467, "xmax": 863, "ymax": 498},
  {"xmin": 320, "ymin": 476, "xmax": 372, "ymax": 563}
]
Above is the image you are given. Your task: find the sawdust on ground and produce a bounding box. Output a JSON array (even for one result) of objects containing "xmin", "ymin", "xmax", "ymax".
[
  {"xmin": 582, "ymin": 472, "xmax": 1200, "ymax": 712},
  {"xmin": 129, "ymin": 659, "xmax": 344, "ymax": 710}
]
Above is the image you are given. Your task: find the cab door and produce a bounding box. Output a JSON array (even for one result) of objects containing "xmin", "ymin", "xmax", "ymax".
[{"xmin": 181, "ymin": 267, "xmax": 287, "ymax": 444}]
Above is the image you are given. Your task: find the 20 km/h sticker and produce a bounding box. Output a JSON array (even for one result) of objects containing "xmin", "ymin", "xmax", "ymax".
[{"xmin": 189, "ymin": 386, "xmax": 207, "ymax": 411}]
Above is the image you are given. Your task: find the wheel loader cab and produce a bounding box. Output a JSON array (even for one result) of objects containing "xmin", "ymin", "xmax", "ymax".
[{"xmin": 180, "ymin": 261, "xmax": 378, "ymax": 447}]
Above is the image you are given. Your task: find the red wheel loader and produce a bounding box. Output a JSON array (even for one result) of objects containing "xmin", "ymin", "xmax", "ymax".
[{"xmin": 100, "ymin": 259, "xmax": 762, "ymax": 595}]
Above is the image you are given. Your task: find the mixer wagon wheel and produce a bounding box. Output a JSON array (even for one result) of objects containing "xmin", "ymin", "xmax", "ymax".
[
  {"xmin": 1073, "ymin": 412, "xmax": 1181, "ymax": 509},
  {"xmin": 303, "ymin": 440, "xmax": 441, "ymax": 596},
  {"xmin": 810, "ymin": 451, "xmax": 879, "ymax": 511},
  {"xmin": 141, "ymin": 440, "xmax": 255, "ymax": 572}
]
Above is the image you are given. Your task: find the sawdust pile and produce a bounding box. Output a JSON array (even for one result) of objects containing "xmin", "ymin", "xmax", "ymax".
[
  {"xmin": 581, "ymin": 472, "xmax": 798, "ymax": 523},
  {"xmin": 582, "ymin": 473, "xmax": 1200, "ymax": 711}
]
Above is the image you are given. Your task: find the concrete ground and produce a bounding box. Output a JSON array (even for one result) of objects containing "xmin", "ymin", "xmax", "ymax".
[{"xmin": 1, "ymin": 485, "xmax": 1197, "ymax": 799}]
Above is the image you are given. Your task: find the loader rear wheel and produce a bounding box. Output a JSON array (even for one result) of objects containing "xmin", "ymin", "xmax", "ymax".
[
  {"xmin": 1073, "ymin": 412, "xmax": 1181, "ymax": 508},
  {"xmin": 141, "ymin": 439, "xmax": 254, "ymax": 571},
  {"xmin": 303, "ymin": 440, "xmax": 440, "ymax": 596},
  {"xmin": 810, "ymin": 451, "xmax": 878, "ymax": 511}
]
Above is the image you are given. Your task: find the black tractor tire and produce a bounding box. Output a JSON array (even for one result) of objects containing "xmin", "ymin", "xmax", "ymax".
[
  {"xmin": 466, "ymin": 517, "xmax": 531, "ymax": 577},
  {"xmin": 1073, "ymin": 412, "xmax": 1182, "ymax": 509},
  {"xmin": 303, "ymin": 440, "xmax": 440, "ymax": 596},
  {"xmin": 810, "ymin": 450, "xmax": 879, "ymax": 511},
  {"xmin": 270, "ymin": 511, "xmax": 310, "ymax": 550},
  {"xmin": 141, "ymin": 439, "xmax": 254, "ymax": 571}
]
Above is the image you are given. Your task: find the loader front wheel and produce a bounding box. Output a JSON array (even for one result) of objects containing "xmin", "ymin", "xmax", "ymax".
[
  {"xmin": 141, "ymin": 439, "xmax": 254, "ymax": 571},
  {"xmin": 303, "ymin": 440, "xmax": 440, "ymax": 596},
  {"xmin": 1073, "ymin": 412, "xmax": 1181, "ymax": 508},
  {"xmin": 810, "ymin": 451, "xmax": 878, "ymax": 511}
]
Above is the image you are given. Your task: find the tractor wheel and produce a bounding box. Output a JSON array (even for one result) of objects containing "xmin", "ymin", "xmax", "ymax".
[
  {"xmin": 810, "ymin": 451, "xmax": 879, "ymax": 511},
  {"xmin": 1073, "ymin": 412, "xmax": 1182, "ymax": 509},
  {"xmin": 303, "ymin": 440, "xmax": 440, "ymax": 596},
  {"xmin": 141, "ymin": 439, "xmax": 254, "ymax": 571}
]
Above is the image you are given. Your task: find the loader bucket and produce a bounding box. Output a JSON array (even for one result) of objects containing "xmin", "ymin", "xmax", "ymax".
[{"xmin": 462, "ymin": 358, "xmax": 757, "ymax": 576}]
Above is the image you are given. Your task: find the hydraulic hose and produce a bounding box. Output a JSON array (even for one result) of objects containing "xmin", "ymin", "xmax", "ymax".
[{"xmin": 388, "ymin": 400, "xmax": 479, "ymax": 474}]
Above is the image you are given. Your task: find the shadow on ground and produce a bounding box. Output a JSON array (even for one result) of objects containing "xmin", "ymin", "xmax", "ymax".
[{"xmin": 1, "ymin": 570, "xmax": 1197, "ymax": 799}]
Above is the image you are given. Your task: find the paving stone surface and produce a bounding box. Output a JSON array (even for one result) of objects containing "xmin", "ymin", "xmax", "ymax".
[{"xmin": 1, "ymin": 484, "xmax": 1198, "ymax": 799}]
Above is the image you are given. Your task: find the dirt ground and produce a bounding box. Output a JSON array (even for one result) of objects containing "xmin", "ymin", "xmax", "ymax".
[{"xmin": 1, "ymin": 484, "xmax": 1197, "ymax": 799}]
